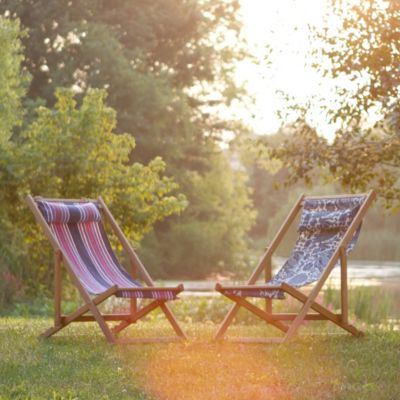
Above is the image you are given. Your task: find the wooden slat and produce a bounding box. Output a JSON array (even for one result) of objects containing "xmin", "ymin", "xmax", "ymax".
[
  {"xmin": 98, "ymin": 197, "xmax": 155, "ymax": 287},
  {"xmin": 247, "ymin": 194, "xmax": 304, "ymax": 285},
  {"xmin": 216, "ymin": 283, "xmax": 283, "ymax": 291},
  {"xmin": 225, "ymin": 294, "xmax": 289, "ymax": 333},
  {"xmin": 270, "ymin": 313, "xmax": 332, "ymax": 321},
  {"xmin": 265, "ymin": 252, "xmax": 272, "ymax": 315},
  {"xmin": 68, "ymin": 314, "xmax": 132, "ymax": 322},
  {"xmin": 282, "ymin": 284, "xmax": 341, "ymax": 323},
  {"xmin": 26, "ymin": 195, "xmax": 61, "ymax": 251},
  {"xmin": 58, "ymin": 286, "xmax": 118, "ymax": 326},
  {"xmin": 130, "ymin": 259, "xmax": 137, "ymax": 316},
  {"xmin": 34, "ymin": 196, "xmax": 98, "ymax": 203},
  {"xmin": 112, "ymin": 300, "xmax": 164, "ymax": 334},
  {"xmin": 340, "ymin": 247, "xmax": 348, "ymax": 324},
  {"xmin": 282, "ymin": 284, "xmax": 363, "ymax": 337},
  {"xmin": 40, "ymin": 286, "xmax": 118, "ymax": 340},
  {"xmin": 304, "ymin": 193, "xmax": 369, "ymax": 200},
  {"xmin": 54, "ymin": 250, "xmax": 62, "ymax": 326},
  {"xmin": 160, "ymin": 303, "xmax": 188, "ymax": 339}
]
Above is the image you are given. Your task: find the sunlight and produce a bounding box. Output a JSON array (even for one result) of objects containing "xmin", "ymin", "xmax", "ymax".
[
  {"xmin": 143, "ymin": 340, "xmax": 290, "ymax": 400},
  {"xmin": 235, "ymin": 0, "xmax": 337, "ymax": 139}
]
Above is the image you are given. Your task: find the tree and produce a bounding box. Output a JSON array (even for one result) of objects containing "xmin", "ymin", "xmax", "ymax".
[
  {"xmin": 262, "ymin": 0, "xmax": 400, "ymax": 210},
  {"xmin": 11, "ymin": 88, "xmax": 187, "ymax": 292},
  {"xmin": 139, "ymin": 152, "xmax": 256, "ymax": 278},
  {"xmin": 0, "ymin": 18, "xmax": 188, "ymax": 304},
  {"xmin": 0, "ymin": 17, "xmax": 29, "ymax": 305},
  {"xmin": 0, "ymin": 0, "xmax": 245, "ymax": 160},
  {"xmin": 1, "ymin": 1, "xmax": 255, "ymax": 279},
  {"xmin": 0, "ymin": 17, "xmax": 27, "ymax": 142}
]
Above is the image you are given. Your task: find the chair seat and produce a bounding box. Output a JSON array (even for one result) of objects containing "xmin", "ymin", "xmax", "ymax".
[
  {"xmin": 116, "ymin": 284, "xmax": 184, "ymax": 300},
  {"xmin": 217, "ymin": 284, "xmax": 285, "ymax": 299}
]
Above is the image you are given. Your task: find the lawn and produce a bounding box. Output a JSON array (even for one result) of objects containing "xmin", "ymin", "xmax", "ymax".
[{"xmin": 0, "ymin": 318, "xmax": 399, "ymax": 400}]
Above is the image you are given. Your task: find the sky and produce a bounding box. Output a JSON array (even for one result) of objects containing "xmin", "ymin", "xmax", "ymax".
[{"xmin": 236, "ymin": 0, "xmax": 338, "ymax": 140}]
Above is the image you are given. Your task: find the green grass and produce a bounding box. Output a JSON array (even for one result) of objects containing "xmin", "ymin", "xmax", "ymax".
[{"xmin": 0, "ymin": 318, "xmax": 399, "ymax": 399}]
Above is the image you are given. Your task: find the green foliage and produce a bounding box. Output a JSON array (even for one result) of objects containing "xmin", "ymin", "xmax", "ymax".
[
  {"xmin": 16, "ymin": 88, "xmax": 187, "ymax": 240},
  {"xmin": 253, "ymin": 1, "xmax": 400, "ymax": 210},
  {"xmin": 0, "ymin": 17, "xmax": 27, "ymax": 143},
  {"xmin": 0, "ymin": 17, "xmax": 30, "ymax": 307},
  {"xmin": 0, "ymin": 1, "xmax": 255, "ymax": 283},
  {"xmin": 139, "ymin": 153, "xmax": 256, "ymax": 278},
  {"xmin": 0, "ymin": 18, "xmax": 187, "ymax": 306},
  {"xmin": 0, "ymin": 0, "xmax": 246, "ymax": 155},
  {"xmin": 264, "ymin": 119, "xmax": 400, "ymax": 210},
  {"xmin": 324, "ymin": 286, "xmax": 395, "ymax": 324},
  {"xmin": 5, "ymin": 89, "xmax": 186, "ymax": 297},
  {"xmin": 315, "ymin": 0, "xmax": 400, "ymax": 124}
]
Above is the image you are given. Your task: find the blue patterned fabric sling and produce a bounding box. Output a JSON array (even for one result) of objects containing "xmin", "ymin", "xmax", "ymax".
[{"xmin": 224, "ymin": 196, "xmax": 366, "ymax": 299}]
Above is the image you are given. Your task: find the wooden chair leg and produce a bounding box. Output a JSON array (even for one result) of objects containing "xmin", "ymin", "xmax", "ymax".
[
  {"xmin": 87, "ymin": 300, "xmax": 115, "ymax": 343},
  {"xmin": 265, "ymin": 253, "xmax": 272, "ymax": 315},
  {"xmin": 214, "ymin": 303, "xmax": 241, "ymax": 340},
  {"xmin": 340, "ymin": 248, "xmax": 348, "ymax": 324},
  {"xmin": 112, "ymin": 300, "xmax": 163, "ymax": 334},
  {"xmin": 112, "ymin": 301, "xmax": 187, "ymax": 341},
  {"xmin": 225, "ymin": 295, "xmax": 289, "ymax": 333},
  {"xmin": 160, "ymin": 303, "xmax": 187, "ymax": 339},
  {"xmin": 40, "ymin": 286, "xmax": 117, "ymax": 341},
  {"xmin": 54, "ymin": 251, "xmax": 62, "ymax": 326},
  {"xmin": 283, "ymin": 285, "xmax": 363, "ymax": 337}
]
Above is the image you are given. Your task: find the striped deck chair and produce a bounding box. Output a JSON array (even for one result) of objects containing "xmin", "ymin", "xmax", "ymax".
[
  {"xmin": 214, "ymin": 191, "xmax": 375, "ymax": 343},
  {"xmin": 27, "ymin": 196, "xmax": 187, "ymax": 344}
]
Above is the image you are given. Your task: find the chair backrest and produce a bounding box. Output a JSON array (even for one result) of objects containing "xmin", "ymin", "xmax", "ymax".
[
  {"xmin": 270, "ymin": 195, "xmax": 366, "ymax": 288},
  {"xmin": 36, "ymin": 199, "xmax": 137, "ymax": 295}
]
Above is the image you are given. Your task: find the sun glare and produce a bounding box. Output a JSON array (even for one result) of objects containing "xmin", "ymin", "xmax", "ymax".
[
  {"xmin": 142, "ymin": 340, "xmax": 290, "ymax": 400},
  {"xmin": 235, "ymin": 0, "xmax": 337, "ymax": 139}
]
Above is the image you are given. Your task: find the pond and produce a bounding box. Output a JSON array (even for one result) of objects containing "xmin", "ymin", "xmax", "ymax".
[{"xmin": 162, "ymin": 258, "xmax": 400, "ymax": 296}]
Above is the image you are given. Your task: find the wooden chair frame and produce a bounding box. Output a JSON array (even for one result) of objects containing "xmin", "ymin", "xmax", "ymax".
[
  {"xmin": 26, "ymin": 195, "xmax": 187, "ymax": 344},
  {"xmin": 214, "ymin": 191, "xmax": 376, "ymax": 344}
]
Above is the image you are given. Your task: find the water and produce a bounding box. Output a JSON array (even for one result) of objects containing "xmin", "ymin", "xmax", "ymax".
[{"xmin": 162, "ymin": 259, "xmax": 400, "ymax": 296}]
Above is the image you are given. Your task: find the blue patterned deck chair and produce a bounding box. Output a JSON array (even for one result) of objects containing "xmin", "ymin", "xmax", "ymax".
[
  {"xmin": 215, "ymin": 191, "xmax": 375, "ymax": 343},
  {"xmin": 26, "ymin": 195, "xmax": 187, "ymax": 344}
]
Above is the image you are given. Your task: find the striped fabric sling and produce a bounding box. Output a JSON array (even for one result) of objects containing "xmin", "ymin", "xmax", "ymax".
[{"xmin": 37, "ymin": 200, "xmax": 177, "ymax": 300}]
